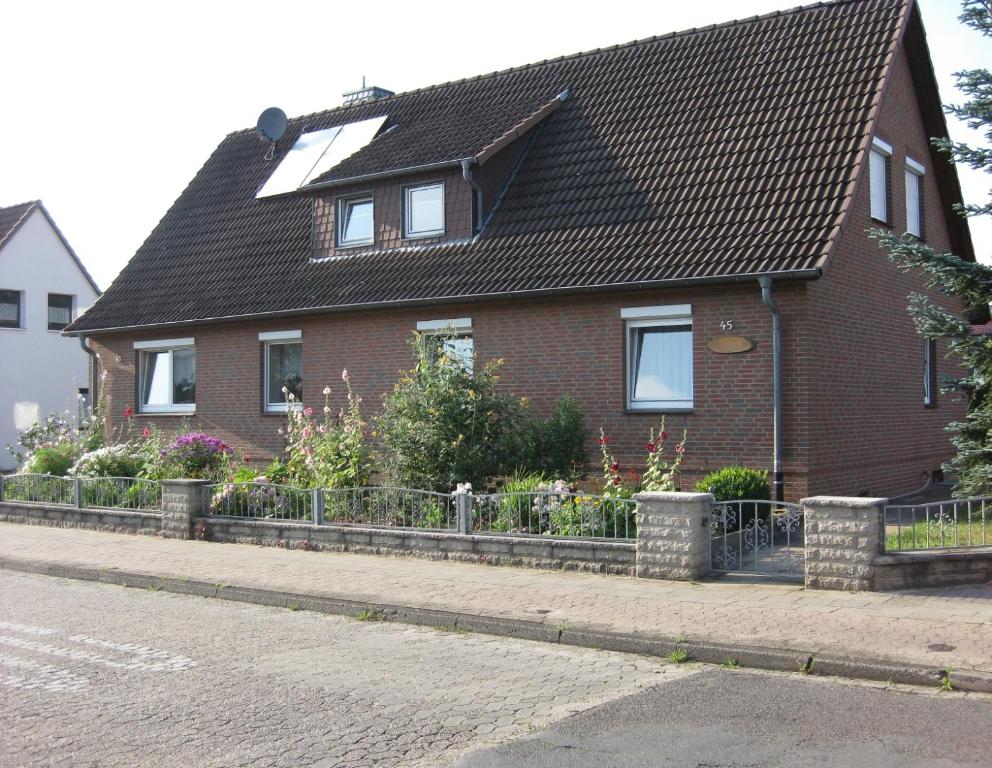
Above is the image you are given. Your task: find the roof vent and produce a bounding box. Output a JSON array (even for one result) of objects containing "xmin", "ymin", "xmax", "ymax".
[{"xmin": 342, "ymin": 77, "xmax": 394, "ymax": 106}]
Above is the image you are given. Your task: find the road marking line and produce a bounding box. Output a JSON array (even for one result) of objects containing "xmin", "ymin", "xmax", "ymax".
[
  {"xmin": 0, "ymin": 653, "xmax": 90, "ymax": 692},
  {"xmin": 0, "ymin": 635, "xmax": 197, "ymax": 672}
]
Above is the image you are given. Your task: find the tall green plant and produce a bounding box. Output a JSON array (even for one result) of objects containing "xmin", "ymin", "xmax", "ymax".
[
  {"xmin": 871, "ymin": 1, "xmax": 992, "ymax": 496},
  {"xmin": 377, "ymin": 333, "xmax": 519, "ymax": 492}
]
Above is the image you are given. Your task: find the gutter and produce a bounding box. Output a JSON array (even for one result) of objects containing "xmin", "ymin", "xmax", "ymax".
[
  {"xmin": 64, "ymin": 268, "xmax": 821, "ymax": 337},
  {"xmin": 758, "ymin": 276, "xmax": 784, "ymax": 503},
  {"xmin": 78, "ymin": 335, "xmax": 99, "ymax": 416}
]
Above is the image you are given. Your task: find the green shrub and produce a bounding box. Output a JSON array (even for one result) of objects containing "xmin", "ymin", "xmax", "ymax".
[
  {"xmin": 377, "ymin": 333, "xmax": 521, "ymax": 492},
  {"xmin": 696, "ymin": 466, "xmax": 770, "ymax": 501},
  {"xmin": 22, "ymin": 443, "xmax": 77, "ymax": 476},
  {"xmin": 158, "ymin": 432, "xmax": 232, "ymax": 481},
  {"xmin": 536, "ymin": 397, "xmax": 588, "ymax": 480}
]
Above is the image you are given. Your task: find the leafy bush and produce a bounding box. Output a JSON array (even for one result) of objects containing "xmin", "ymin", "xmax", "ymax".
[
  {"xmin": 641, "ymin": 418, "xmax": 687, "ymax": 492},
  {"xmin": 158, "ymin": 432, "xmax": 232, "ymax": 480},
  {"xmin": 69, "ymin": 444, "xmax": 146, "ymax": 478},
  {"xmin": 513, "ymin": 397, "xmax": 589, "ymax": 480},
  {"xmin": 696, "ymin": 466, "xmax": 770, "ymax": 501},
  {"xmin": 21, "ymin": 443, "xmax": 77, "ymax": 476},
  {"xmin": 282, "ymin": 371, "xmax": 371, "ymax": 489},
  {"xmin": 377, "ymin": 334, "xmax": 521, "ymax": 492}
]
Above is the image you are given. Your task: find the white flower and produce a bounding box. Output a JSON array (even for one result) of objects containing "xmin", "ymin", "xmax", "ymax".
[
  {"xmin": 281, "ymin": 385, "xmax": 289, "ymax": 394},
  {"xmin": 322, "ymin": 386, "xmax": 331, "ymax": 396},
  {"xmin": 323, "ymin": 406, "xmax": 331, "ymax": 414},
  {"xmin": 341, "ymin": 369, "xmax": 349, "ymax": 382}
]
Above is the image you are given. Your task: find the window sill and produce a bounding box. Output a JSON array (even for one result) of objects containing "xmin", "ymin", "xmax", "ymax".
[
  {"xmin": 0, "ymin": 326, "xmax": 26, "ymax": 331},
  {"xmin": 138, "ymin": 409, "xmax": 196, "ymax": 417},
  {"xmin": 869, "ymin": 216, "xmax": 892, "ymax": 227},
  {"xmin": 335, "ymin": 240, "xmax": 374, "ymax": 250},
  {"xmin": 624, "ymin": 407, "xmax": 694, "ymax": 415},
  {"xmin": 402, "ymin": 231, "xmax": 445, "ymax": 241}
]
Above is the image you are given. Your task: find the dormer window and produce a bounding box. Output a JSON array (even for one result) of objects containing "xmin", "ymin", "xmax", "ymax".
[
  {"xmin": 404, "ymin": 182, "xmax": 445, "ymax": 238},
  {"xmin": 337, "ymin": 194, "xmax": 374, "ymax": 247}
]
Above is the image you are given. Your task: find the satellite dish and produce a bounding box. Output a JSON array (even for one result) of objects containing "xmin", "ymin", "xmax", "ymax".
[{"xmin": 256, "ymin": 107, "xmax": 288, "ymax": 142}]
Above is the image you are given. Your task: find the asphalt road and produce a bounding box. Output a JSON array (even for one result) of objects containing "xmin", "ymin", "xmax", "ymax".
[{"xmin": 1, "ymin": 570, "xmax": 990, "ymax": 768}]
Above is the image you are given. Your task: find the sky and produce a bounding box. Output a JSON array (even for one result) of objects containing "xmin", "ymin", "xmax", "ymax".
[{"xmin": 1, "ymin": 0, "xmax": 988, "ymax": 290}]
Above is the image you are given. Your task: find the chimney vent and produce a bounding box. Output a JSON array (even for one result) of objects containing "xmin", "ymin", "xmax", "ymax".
[{"xmin": 343, "ymin": 77, "xmax": 394, "ymax": 106}]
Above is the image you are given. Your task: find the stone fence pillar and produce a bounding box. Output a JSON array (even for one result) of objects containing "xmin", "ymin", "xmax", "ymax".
[
  {"xmin": 161, "ymin": 480, "xmax": 213, "ymax": 539},
  {"xmin": 635, "ymin": 492, "xmax": 713, "ymax": 580},
  {"xmin": 803, "ymin": 496, "xmax": 887, "ymax": 591}
]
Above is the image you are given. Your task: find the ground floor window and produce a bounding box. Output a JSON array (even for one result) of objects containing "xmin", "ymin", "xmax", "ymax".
[
  {"xmin": 135, "ymin": 338, "xmax": 196, "ymax": 413},
  {"xmin": 416, "ymin": 318, "xmax": 473, "ymax": 372},
  {"xmin": 622, "ymin": 305, "xmax": 693, "ymax": 411},
  {"xmin": 260, "ymin": 330, "xmax": 303, "ymax": 411}
]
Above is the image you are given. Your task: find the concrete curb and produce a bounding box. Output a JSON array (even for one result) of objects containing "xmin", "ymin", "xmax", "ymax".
[{"xmin": 2, "ymin": 556, "xmax": 988, "ymax": 694}]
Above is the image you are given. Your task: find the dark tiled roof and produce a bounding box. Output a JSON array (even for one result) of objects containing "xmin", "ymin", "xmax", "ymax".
[
  {"xmin": 0, "ymin": 200, "xmax": 101, "ymax": 294},
  {"xmin": 0, "ymin": 201, "xmax": 37, "ymax": 249},
  {"xmin": 72, "ymin": 0, "xmax": 914, "ymax": 333}
]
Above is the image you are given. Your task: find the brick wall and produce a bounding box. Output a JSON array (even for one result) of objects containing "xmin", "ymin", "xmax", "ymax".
[{"xmin": 805, "ymin": 44, "xmax": 966, "ymax": 497}]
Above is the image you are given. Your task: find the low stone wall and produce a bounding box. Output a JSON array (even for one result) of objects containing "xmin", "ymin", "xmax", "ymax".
[
  {"xmin": 873, "ymin": 547, "xmax": 992, "ymax": 590},
  {"xmin": 202, "ymin": 517, "xmax": 636, "ymax": 575},
  {"xmin": 0, "ymin": 501, "xmax": 162, "ymax": 536}
]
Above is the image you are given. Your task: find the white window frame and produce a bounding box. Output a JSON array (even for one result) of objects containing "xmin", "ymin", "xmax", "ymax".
[
  {"xmin": 336, "ymin": 193, "xmax": 374, "ymax": 247},
  {"xmin": 905, "ymin": 156, "xmax": 925, "ymax": 239},
  {"xmin": 134, "ymin": 337, "xmax": 196, "ymax": 414},
  {"xmin": 417, "ymin": 317, "xmax": 473, "ymax": 372},
  {"xmin": 404, "ymin": 182, "xmax": 445, "ymax": 239},
  {"xmin": 622, "ymin": 305, "xmax": 693, "ymax": 411},
  {"xmin": 0, "ymin": 289, "xmax": 23, "ymax": 329},
  {"xmin": 869, "ymin": 137, "xmax": 892, "ymax": 224},
  {"xmin": 260, "ymin": 330, "xmax": 303, "ymax": 413}
]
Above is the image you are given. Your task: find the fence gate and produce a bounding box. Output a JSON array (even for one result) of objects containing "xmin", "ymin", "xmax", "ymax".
[{"xmin": 710, "ymin": 499, "xmax": 805, "ymax": 579}]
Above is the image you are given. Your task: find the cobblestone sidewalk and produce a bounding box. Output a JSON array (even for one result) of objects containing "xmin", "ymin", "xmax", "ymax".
[{"xmin": 1, "ymin": 522, "xmax": 990, "ymax": 675}]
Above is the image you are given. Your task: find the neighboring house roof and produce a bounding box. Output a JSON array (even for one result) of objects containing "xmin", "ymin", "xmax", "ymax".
[
  {"xmin": 0, "ymin": 200, "xmax": 101, "ymax": 295},
  {"xmin": 68, "ymin": 0, "xmax": 965, "ymax": 335}
]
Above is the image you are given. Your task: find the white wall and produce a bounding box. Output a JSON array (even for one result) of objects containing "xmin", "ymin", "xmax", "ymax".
[{"xmin": 0, "ymin": 209, "xmax": 99, "ymax": 470}]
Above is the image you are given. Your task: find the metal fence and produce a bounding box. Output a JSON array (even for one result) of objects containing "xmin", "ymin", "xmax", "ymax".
[
  {"xmin": 884, "ymin": 497, "xmax": 991, "ymax": 551},
  {"xmin": 710, "ymin": 499, "xmax": 805, "ymax": 577},
  {"xmin": 208, "ymin": 482, "xmax": 635, "ymax": 540},
  {"xmin": 471, "ymin": 491, "xmax": 636, "ymax": 539},
  {"xmin": 0, "ymin": 473, "xmax": 162, "ymax": 512}
]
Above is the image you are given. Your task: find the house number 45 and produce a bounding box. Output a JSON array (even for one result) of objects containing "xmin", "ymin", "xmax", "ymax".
[{"xmin": 720, "ymin": 320, "xmax": 734, "ymax": 332}]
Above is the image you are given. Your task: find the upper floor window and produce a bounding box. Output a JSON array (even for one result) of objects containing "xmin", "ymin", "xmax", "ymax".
[
  {"xmin": 337, "ymin": 194, "xmax": 374, "ymax": 247},
  {"xmin": 404, "ymin": 182, "xmax": 445, "ymax": 238},
  {"xmin": 0, "ymin": 289, "xmax": 21, "ymax": 328},
  {"xmin": 905, "ymin": 157, "xmax": 925, "ymax": 239},
  {"xmin": 869, "ymin": 137, "xmax": 892, "ymax": 224},
  {"xmin": 623, "ymin": 305, "xmax": 693, "ymax": 411},
  {"xmin": 417, "ymin": 317, "xmax": 473, "ymax": 372},
  {"xmin": 135, "ymin": 338, "xmax": 196, "ymax": 413},
  {"xmin": 48, "ymin": 293, "xmax": 74, "ymax": 331},
  {"xmin": 260, "ymin": 330, "xmax": 303, "ymax": 412}
]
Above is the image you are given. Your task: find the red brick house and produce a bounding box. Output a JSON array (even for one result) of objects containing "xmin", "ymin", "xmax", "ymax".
[{"xmin": 67, "ymin": 0, "xmax": 973, "ymax": 501}]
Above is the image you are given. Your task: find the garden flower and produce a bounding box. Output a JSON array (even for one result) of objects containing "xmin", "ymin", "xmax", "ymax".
[
  {"xmin": 341, "ymin": 368, "xmax": 349, "ymax": 382},
  {"xmin": 142, "ymin": 428, "xmax": 151, "ymax": 438},
  {"xmin": 612, "ymin": 477, "xmax": 621, "ymax": 486},
  {"xmin": 323, "ymin": 386, "xmax": 331, "ymax": 396},
  {"xmin": 661, "ymin": 431, "xmax": 669, "ymax": 440},
  {"xmin": 646, "ymin": 442, "xmax": 656, "ymax": 453},
  {"xmin": 281, "ymin": 386, "xmax": 288, "ymax": 394},
  {"xmin": 123, "ymin": 407, "xmax": 134, "ymax": 418},
  {"xmin": 610, "ymin": 462, "xmax": 619, "ymax": 472},
  {"xmin": 598, "ymin": 436, "xmax": 609, "ymax": 446},
  {"xmin": 323, "ymin": 406, "xmax": 331, "ymax": 414},
  {"xmin": 676, "ymin": 442, "xmax": 685, "ymax": 454},
  {"xmin": 303, "ymin": 407, "xmax": 313, "ymax": 417}
]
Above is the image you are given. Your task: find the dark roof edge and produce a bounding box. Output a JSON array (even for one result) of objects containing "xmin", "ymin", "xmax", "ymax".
[
  {"xmin": 300, "ymin": 159, "xmax": 469, "ymax": 193},
  {"xmin": 225, "ymin": 1, "xmax": 867, "ymax": 140},
  {"xmin": 816, "ymin": 0, "xmax": 911, "ymax": 276},
  {"xmin": 0, "ymin": 200, "xmax": 101, "ymax": 295},
  {"xmin": 0, "ymin": 200, "xmax": 37, "ymax": 249},
  {"xmin": 66, "ymin": 268, "xmax": 821, "ymax": 336}
]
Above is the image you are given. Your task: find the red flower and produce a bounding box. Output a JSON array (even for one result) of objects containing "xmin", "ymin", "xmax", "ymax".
[
  {"xmin": 661, "ymin": 431, "xmax": 669, "ymax": 440},
  {"xmin": 676, "ymin": 442, "xmax": 685, "ymax": 454},
  {"xmin": 598, "ymin": 435, "xmax": 609, "ymax": 446},
  {"xmin": 123, "ymin": 407, "xmax": 134, "ymax": 418},
  {"xmin": 610, "ymin": 462, "xmax": 619, "ymax": 472},
  {"xmin": 626, "ymin": 468, "xmax": 640, "ymax": 482},
  {"xmin": 612, "ymin": 477, "xmax": 621, "ymax": 486},
  {"xmin": 242, "ymin": 452, "xmax": 251, "ymax": 463},
  {"xmin": 646, "ymin": 442, "xmax": 656, "ymax": 453},
  {"xmin": 142, "ymin": 427, "xmax": 151, "ymax": 438}
]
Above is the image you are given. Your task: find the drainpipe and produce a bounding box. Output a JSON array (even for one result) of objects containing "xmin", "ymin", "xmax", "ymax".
[
  {"xmin": 78, "ymin": 335, "xmax": 99, "ymax": 416},
  {"xmin": 460, "ymin": 159, "xmax": 484, "ymax": 235},
  {"xmin": 758, "ymin": 276, "xmax": 784, "ymax": 502}
]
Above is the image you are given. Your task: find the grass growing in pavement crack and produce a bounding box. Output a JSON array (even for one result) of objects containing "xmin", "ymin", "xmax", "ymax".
[
  {"xmin": 355, "ymin": 608, "xmax": 387, "ymax": 622},
  {"xmin": 287, "ymin": 602, "xmax": 301, "ymax": 612},
  {"xmin": 940, "ymin": 671, "xmax": 954, "ymax": 691},
  {"xmin": 721, "ymin": 657, "xmax": 739, "ymax": 669},
  {"xmin": 799, "ymin": 655, "xmax": 815, "ymax": 674},
  {"xmin": 216, "ymin": 583, "xmax": 229, "ymax": 590},
  {"xmin": 666, "ymin": 644, "xmax": 690, "ymax": 664}
]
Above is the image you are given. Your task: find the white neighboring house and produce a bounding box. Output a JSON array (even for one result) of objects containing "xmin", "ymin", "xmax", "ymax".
[{"xmin": 0, "ymin": 201, "xmax": 100, "ymax": 470}]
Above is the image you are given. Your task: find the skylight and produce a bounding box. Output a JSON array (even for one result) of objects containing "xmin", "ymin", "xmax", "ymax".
[{"xmin": 256, "ymin": 115, "xmax": 387, "ymax": 199}]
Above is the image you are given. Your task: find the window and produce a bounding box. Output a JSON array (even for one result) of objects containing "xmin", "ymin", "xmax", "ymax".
[
  {"xmin": 905, "ymin": 157, "xmax": 925, "ymax": 238},
  {"xmin": 77, "ymin": 388, "xmax": 90, "ymax": 422},
  {"xmin": 337, "ymin": 194, "xmax": 374, "ymax": 246},
  {"xmin": 404, "ymin": 183, "xmax": 445, "ymax": 238},
  {"xmin": 924, "ymin": 338, "xmax": 937, "ymax": 407},
  {"xmin": 135, "ymin": 338, "xmax": 196, "ymax": 413},
  {"xmin": 623, "ymin": 305, "xmax": 693, "ymax": 411},
  {"xmin": 0, "ymin": 290, "xmax": 21, "ymax": 328},
  {"xmin": 417, "ymin": 318, "xmax": 473, "ymax": 372},
  {"xmin": 869, "ymin": 137, "xmax": 892, "ymax": 223},
  {"xmin": 260, "ymin": 330, "xmax": 303, "ymax": 411},
  {"xmin": 47, "ymin": 293, "xmax": 73, "ymax": 331}
]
